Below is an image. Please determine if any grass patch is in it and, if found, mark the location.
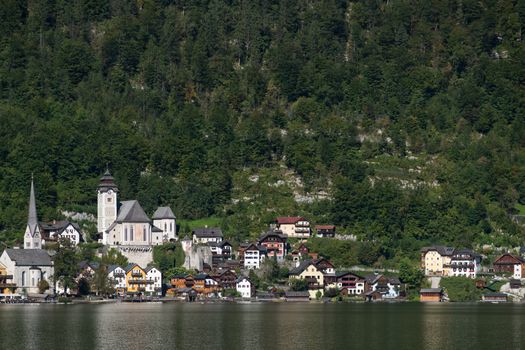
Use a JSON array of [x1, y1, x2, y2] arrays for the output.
[[178, 217, 223, 231], [515, 203, 525, 215]]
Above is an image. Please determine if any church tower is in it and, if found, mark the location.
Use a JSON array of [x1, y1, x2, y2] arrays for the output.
[[24, 177, 41, 249], [97, 169, 118, 244]]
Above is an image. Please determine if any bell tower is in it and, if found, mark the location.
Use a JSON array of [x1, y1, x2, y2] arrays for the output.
[[24, 176, 41, 249], [97, 168, 118, 244]]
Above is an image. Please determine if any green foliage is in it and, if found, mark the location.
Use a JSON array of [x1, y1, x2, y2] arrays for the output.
[[0, 1, 524, 261], [37, 279, 50, 294], [77, 277, 91, 296], [101, 248, 128, 267], [53, 238, 80, 291], [398, 258, 424, 289], [289, 278, 309, 292], [441, 277, 482, 302], [153, 243, 181, 275]]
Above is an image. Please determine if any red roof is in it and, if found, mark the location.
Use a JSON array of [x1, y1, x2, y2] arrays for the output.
[[315, 225, 335, 230], [275, 216, 306, 224]]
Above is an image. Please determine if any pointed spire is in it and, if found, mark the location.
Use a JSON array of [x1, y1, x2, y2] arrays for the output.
[[28, 176, 38, 235]]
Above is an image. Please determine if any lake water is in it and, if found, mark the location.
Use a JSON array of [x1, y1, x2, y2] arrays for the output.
[[0, 302, 524, 349]]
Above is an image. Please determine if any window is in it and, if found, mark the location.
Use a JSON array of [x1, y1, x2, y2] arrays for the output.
[[107, 197, 112, 203], [130, 226, 134, 240], [32, 277, 35, 286], [170, 222, 173, 232], [22, 271, 26, 286], [26, 242, 30, 248], [143, 225, 147, 241], [124, 227, 128, 241]]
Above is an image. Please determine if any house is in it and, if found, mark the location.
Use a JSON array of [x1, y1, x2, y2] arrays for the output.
[[212, 270, 237, 290], [243, 243, 267, 270], [258, 230, 288, 262], [420, 246, 455, 276], [108, 265, 126, 296], [125, 264, 148, 296], [289, 260, 324, 299], [236, 277, 254, 298], [315, 225, 335, 238], [334, 272, 365, 295], [145, 266, 162, 296], [444, 249, 482, 278], [493, 253, 525, 279], [481, 292, 508, 302], [169, 274, 195, 293], [0, 263, 17, 297], [77, 261, 99, 281], [40, 220, 84, 246], [420, 288, 444, 302], [0, 249, 54, 294], [192, 227, 223, 244], [285, 291, 310, 301], [193, 273, 221, 296], [272, 217, 310, 238], [365, 274, 401, 299], [152, 206, 177, 242]]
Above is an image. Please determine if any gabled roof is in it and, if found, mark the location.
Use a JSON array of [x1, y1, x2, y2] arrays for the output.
[[152, 225, 163, 232], [290, 259, 315, 275], [145, 266, 160, 273], [420, 288, 443, 293], [3, 249, 52, 266], [116, 200, 150, 223], [152, 207, 176, 220], [420, 245, 455, 256], [258, 230, 287, 243], [336, 271, 364, 279], [192, 227, 223, 238], [236, 276, 250, 283], [107, 265, 123, 274], [275, 216, 306, 225], [315, 225, 335, 230], [125, 263, 141, 272], [493, 253, 524, 264]]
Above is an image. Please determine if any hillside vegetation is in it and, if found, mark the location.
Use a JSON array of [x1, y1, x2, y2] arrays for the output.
[[1, 0, 525, 262]]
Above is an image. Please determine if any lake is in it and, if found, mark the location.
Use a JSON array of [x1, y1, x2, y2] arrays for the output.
[[0, 302, 524, 349]]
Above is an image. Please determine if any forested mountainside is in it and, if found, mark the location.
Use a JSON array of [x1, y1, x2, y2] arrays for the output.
[[1, 0, 525, 260]]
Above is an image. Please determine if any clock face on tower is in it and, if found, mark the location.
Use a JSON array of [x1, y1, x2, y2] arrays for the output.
[[108, 190, 113, 195]]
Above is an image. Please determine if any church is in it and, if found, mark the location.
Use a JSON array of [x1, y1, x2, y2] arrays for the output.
[[97, 170, 177, 265]]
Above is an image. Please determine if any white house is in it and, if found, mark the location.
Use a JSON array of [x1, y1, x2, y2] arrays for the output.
[[192, 227, 223, 244], [40, 221, 83, 246], [152, 207, 177, 242], [446, 249, 481, 278], [145, 266, 162, 296], [272, 217, 310, 238], [236, 277, 253, 298], [108, 265, 126, 295], [243, 244, 266, 270], [365, 274, 401, 299], [0, 249, 54, 294]]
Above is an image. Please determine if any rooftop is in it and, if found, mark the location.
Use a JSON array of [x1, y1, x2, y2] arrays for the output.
[[116, 200, 150, 223], [3, 249, 52, 266], [192, 227, 223, 238], [152, 206, 176, 220]]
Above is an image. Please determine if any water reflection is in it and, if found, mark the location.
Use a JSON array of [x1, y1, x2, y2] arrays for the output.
[[1, 303, 525, 349]]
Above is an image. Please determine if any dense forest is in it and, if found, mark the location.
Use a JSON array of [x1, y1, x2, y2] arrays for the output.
[[1, 0, 525, 263]]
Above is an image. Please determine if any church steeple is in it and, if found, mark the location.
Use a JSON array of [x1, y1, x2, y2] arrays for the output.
[[24, 176, 41, 249]]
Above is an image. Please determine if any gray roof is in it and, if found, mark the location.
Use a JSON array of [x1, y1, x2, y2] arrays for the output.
[[4, 249, 52, 266], [27, 179, 39, 236], [107, 265, 123, 274], [420, 245, 455, 256], [285, 291, 310, 297], [420, 288, 443, 293], [116, 200, 150, 223], [290, 259, 314, 275], [152, 207, 176, 220], [192, 227, 223, 238], [152, 225, 163, 232]]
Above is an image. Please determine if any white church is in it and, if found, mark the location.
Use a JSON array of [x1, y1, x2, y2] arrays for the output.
[[97, 170, 177, 265]]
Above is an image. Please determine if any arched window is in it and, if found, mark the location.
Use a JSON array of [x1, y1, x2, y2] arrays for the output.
[[124, 227, 128, 241], [143, 225, 147, 241], [170, 222, 173, 232], [22, 271, 26, 286], [130, 226, 134, 241]]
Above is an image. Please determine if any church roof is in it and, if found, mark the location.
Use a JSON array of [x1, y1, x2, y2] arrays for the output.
[[27, 179, 39, 237], [97, 169, 119, 193], [116, 200, 150, 223], [152, 207, 176, 219], [3, 249, 53, 266]]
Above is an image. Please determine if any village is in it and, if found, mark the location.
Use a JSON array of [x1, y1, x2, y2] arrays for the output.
[[1, 171, 525, 304]]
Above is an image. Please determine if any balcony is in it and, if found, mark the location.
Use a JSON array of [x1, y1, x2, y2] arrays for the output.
[[113, 273, 125, 278], [131, 272, 143, 277], [295, 227, 310, 233], [129, 279, 150, 284]]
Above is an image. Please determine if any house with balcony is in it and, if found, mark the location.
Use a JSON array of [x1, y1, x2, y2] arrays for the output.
[[334, 272, 365, 295], [108, 265, 126, 296], [194, 273, 221, 297], [258, 230, 288, 262], [272, 217, 311, 238], [145, 266, 162, 296], [444, 249, 481, 278], [40, 220, 84, 246], [125, 263, 149, 296], [243, 243, 267, 270], [211, 270, 237, 290], [365, 274, 401, 299], [315, 225, 336, 238], [493, 253, 525, 279]]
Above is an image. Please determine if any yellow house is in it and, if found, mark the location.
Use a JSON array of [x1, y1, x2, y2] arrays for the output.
[[0, 262, 17, 296], [289, 260, 324, 299], [420, 246, 454, 276], [125, 264, 148, 295]]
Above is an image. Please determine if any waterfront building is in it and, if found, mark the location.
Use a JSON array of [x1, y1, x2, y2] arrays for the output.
[[334, 272, 365, 295], [145, 266, 162, 296], [420, 288, 444, 302], [0, 249, 53, 294], [236, 277, 254, 298], [108, 265, 126, 296], [24, 178, 42, 249], [125, 263, 148, 295], [272, 217, 310, 238], [365, 274, 401, 299], [492, 253, 525, 279], [289, 260, 324, 299], [444, 249, 481, 278]]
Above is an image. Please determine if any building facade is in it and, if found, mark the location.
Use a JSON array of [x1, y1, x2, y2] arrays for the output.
[[272, 217, 310, 238], [0, 249, 54, 294]]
